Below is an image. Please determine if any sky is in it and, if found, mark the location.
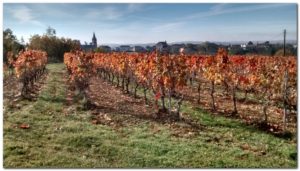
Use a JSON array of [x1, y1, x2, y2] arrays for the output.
[[3, 3, 298, 45]]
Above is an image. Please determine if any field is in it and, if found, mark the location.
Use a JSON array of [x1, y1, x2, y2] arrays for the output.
[[3, 63, 297, 168]]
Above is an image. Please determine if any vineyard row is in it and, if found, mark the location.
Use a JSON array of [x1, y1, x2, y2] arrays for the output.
[[64, 49, 296, 128], [8, 50, 48, 99]]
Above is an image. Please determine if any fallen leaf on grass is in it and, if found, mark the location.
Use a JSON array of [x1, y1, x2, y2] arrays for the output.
[[240, 143, 250, 151], [103, 114, 111, 121], [14, 93, 22, 98], [260, 151, 267, 156], [19, 124, 30, 129], [91, 120, 98, 125]]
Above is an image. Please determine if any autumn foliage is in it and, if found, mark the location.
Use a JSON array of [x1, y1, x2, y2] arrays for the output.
[[64, 49, 296, 124], [13, 50, 48, 99], [64, 51, 95, 107]]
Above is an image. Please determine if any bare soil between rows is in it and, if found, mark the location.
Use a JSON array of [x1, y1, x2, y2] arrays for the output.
[[64, 76, 205, 138]]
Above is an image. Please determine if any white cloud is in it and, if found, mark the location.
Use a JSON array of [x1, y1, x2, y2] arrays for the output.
[[182, 4, 292, 20], [85, 6, 124, 20], [85, 4, 145, 21], [8, 5, 44, 27], [210, 3, 228, 12], [152, 22, 184, 32], [33, 4, 74, 19], [127, 3, 144, 12], [12, 6, 33, 22]]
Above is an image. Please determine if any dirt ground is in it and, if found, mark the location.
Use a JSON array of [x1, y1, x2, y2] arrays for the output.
[[65, 76, 204, 138], [3, 72, 47, 110], [82, 76, 296, 135], [180, 81, 297, 133], [5, 66, 295, 136]]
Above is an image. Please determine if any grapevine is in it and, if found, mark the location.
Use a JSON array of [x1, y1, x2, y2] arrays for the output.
[[14, 50, 48, 99], [64, 50, 297, 124]]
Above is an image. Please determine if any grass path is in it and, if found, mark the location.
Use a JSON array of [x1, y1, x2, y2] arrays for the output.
[[3, 63, 297, 168]]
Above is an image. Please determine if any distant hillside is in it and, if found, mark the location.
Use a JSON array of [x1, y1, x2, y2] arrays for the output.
[[101, 40, 297, 48]]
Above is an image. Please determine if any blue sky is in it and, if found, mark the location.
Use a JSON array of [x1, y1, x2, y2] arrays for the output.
[[3, 3, 297, 44]]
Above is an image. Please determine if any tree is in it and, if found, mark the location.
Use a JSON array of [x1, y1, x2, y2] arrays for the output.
[[46, 26, 56, 37], [196, 44, 207, 55], [274, 47, 296, 56], [20, 37, 25, 45], [28, 34, 80, 62], [264, 41, 270, 45], [202, 42, 219, 55], [3, 28, 25, 63], [229, 46, 245, 55], [95, 47, 105, 53]]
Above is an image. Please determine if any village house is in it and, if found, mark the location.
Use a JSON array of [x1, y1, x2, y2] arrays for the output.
[[132, 46, 146, 52], [170, 44, 185, 54], [119, 45, 131, 52], [98, 45, 111, 53], [156, 41, 169, 53]]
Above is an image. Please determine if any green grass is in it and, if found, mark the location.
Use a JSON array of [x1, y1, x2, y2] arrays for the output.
[[3, 63, 297, 168]]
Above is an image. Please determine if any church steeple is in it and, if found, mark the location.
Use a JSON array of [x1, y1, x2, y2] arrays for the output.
[[92, 32, 97, 47]]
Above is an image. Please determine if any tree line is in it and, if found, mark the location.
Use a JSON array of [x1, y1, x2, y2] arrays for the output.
[[3, 27, 80, 63]]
